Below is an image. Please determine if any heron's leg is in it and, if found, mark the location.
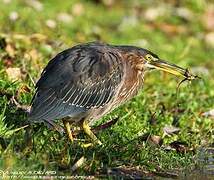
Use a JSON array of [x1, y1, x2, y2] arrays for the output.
[[82, 120, 102, 145], [63, 119, 73, 143]]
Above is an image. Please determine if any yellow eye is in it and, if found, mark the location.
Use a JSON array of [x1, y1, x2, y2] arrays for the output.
[[145, 54, 153, 61]]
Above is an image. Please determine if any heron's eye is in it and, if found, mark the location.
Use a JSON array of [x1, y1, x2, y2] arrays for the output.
[[145, 54, 154, 61]]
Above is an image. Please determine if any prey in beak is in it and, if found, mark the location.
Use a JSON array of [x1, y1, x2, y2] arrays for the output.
[[144, 54, 198, 82]]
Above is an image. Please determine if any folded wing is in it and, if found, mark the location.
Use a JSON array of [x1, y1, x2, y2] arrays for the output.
[[29, 43, 124, 122]]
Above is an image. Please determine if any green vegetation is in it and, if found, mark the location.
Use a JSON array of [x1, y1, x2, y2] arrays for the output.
[[0, 0, 213, 178]]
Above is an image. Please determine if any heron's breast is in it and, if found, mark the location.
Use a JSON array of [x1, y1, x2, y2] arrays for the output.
[[114, 64, 144, 105]]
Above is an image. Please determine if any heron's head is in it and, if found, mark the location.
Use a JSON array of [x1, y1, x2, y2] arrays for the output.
[[138, 50, 197, 80]]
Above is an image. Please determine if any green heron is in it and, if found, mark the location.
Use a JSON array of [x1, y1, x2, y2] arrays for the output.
[[29, 42, 196, 145]]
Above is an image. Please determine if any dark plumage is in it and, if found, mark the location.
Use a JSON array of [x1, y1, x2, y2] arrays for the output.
[[29, 42, 196, 144], [30, 42, 147, 124]]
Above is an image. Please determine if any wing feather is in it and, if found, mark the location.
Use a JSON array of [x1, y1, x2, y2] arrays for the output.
[[29, 43, 123, 122]]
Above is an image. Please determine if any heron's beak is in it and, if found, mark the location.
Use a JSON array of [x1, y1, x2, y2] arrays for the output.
[[147, 58, 197, 80]]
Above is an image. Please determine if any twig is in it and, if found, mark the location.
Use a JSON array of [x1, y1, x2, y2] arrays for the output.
[[11, 124, 29, 132], [92, 117, 119, 133], [11, 96, 30, 113], [71, 156, 86, 172]]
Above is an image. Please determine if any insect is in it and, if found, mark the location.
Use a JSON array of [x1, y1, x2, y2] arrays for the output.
[[177, 68, 200, 89]]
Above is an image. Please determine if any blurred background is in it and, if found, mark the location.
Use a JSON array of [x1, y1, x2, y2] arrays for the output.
[[0, 0, 213, 178], [0, 0, 214, 78]]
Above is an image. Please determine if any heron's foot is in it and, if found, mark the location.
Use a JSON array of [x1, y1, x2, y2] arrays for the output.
[[82, 120, 102, 146], [63, 119, 102, 146], [73, 138, 99, 148], [80, 142, 93, 148], [63, 120, 74, 143]]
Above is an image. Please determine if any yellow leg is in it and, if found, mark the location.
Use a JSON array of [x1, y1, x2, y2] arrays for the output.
[[63, 120, 73, 143], [82, 120, 102, 145]]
